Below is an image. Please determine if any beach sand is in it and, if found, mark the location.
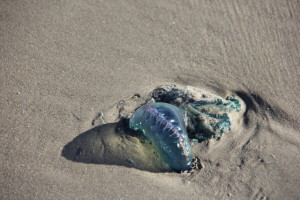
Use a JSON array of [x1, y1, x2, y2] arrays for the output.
[[1, 0, 299, 199]]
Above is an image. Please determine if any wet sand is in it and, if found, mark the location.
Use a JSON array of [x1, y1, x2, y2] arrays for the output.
[[1, 1, 300, 199]]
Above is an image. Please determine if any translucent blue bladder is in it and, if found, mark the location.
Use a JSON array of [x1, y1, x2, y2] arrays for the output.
[[129, 103, 193, 171]]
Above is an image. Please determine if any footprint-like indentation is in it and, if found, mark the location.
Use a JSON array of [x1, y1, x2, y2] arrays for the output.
[[235, 91, 290, 125]]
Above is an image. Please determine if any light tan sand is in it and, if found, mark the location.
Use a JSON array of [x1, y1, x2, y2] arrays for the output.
[[1, 0, 300, 199]]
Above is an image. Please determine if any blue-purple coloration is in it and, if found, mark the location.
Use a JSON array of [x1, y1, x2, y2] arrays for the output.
[[129, 103, 192, 171]]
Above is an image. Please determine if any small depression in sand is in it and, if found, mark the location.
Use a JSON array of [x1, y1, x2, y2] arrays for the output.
[[62, 84, 246, 172]]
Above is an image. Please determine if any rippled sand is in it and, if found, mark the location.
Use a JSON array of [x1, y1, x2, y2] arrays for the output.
[[1, 1, 299, 199]]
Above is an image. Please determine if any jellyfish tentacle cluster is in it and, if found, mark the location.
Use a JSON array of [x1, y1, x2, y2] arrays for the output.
[[185, 96, 241, 141], [149, 85, 242, 141]]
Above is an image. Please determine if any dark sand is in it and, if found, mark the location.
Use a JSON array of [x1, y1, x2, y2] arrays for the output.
[[1, 1, 300, 199]]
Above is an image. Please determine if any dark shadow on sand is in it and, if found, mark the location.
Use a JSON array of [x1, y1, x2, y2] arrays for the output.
[[235, 91, 290, 126], [61, 122, 172, 172]]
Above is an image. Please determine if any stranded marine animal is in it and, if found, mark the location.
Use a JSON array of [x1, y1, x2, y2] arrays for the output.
[[129, 103, 192, 171]]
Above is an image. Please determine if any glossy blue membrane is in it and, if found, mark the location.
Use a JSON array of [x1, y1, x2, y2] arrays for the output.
[[129, 103, 192, 171]]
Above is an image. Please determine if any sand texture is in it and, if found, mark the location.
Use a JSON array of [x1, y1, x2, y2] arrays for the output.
[[1, 0, 300, 199]]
